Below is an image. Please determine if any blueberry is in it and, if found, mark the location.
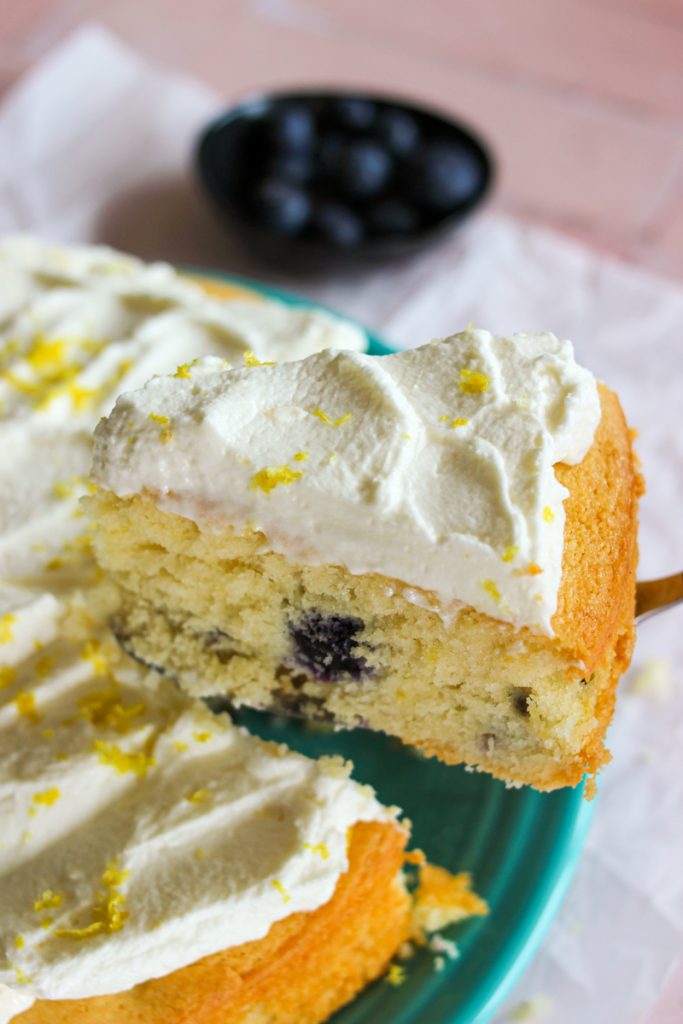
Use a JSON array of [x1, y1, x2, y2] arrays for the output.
[[375, 108, 420, 156], [402, 140, 484, 210], [264, 104, 316, 151], [367, 198, 420, 235], [317, 132, 346, 181], [252, 178, 311, 235], [312, 199, 364, 247], [266, 150, 315, 185], [288, 611, 371, 682], [336, 139, 393, 199], [331, 96, 376, 131]]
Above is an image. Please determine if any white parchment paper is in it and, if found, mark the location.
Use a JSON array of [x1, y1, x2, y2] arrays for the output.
[[1, 24, 681, 1024]]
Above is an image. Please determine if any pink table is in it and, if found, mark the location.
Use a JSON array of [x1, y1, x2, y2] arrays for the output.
[[2, 0, 683, 285]]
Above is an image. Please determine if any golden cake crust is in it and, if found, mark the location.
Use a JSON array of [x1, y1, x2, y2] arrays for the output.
[[553, 383, 642, 672], [421, 384, 641, 789], [15, 821, 410, 1024]]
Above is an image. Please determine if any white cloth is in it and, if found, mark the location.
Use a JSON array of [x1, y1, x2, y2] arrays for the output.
[[1, 23, 682, 1024]]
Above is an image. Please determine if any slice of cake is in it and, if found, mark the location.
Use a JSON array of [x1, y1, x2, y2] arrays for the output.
[[0, 589, 420, 1024], [90, 329, 642, 791]]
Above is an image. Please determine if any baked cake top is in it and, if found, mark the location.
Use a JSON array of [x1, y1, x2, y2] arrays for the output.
[[93, 330, 600, 634]]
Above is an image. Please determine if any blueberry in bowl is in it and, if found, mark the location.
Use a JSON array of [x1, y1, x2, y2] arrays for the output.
[[196, 90, 494, 270]]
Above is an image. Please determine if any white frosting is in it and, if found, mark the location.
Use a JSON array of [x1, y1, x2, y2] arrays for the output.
[[93, 331, 601, 633], [0, 238, 384, 1019], [0, 590, 389, 1007], [0, 236, 365, 582]]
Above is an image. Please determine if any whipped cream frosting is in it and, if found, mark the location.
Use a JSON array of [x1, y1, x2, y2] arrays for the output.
[[0, 588, 390, 1017], [93, 330, 601, 633], [0, 236, 365, 583]]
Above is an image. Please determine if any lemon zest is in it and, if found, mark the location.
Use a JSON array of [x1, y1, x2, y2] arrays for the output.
[[93, 740, 155, 777], [15, 691, 40, 722], [272, 880, 291, 904], [481, 580, 501, 603], [459, 367, 490, 394], [251, 465, 302, 494], [0, 613, 16, 643], [34, 890, 64, 912], [244, 350, 275, 367]]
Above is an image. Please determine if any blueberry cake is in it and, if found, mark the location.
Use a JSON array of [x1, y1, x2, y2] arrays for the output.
[[90, 329, 642, 791]]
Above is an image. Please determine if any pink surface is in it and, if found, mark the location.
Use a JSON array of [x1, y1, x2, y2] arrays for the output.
[[1, 3, 682, 1019], [1, 0, 683, 283]]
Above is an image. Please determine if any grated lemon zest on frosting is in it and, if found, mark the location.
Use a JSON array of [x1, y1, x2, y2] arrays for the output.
[[80, 639, 108, 675], [481, 580, 501, 603], [93, 740, 155, 777], [55, 859, 130, 940], [13, 964, 33, 985], [149, 412, 169, 425], [459, 367, 490, 394], [0, 665, 16, 689], [272, 880, 291, 903], [251, 464, 303, 494], [193, 730, 213, 744], [311, 407, 352, 427], [543, 506, 555, 523], [303, 842, 330, 860], [15, 691, 40, 722], [32, 788, 61, 808], [173, 358, 201, 379], [79, 688, 146, 734], [0, 613, 16, 643], [34, 890, 64, 912], [66, 381, 102, 411], [293, 451, 308, 462], [35, 655, 54, 678], [186, 789, 212, 804], [244, 350, 275, 367], [501, 545, 519, 563]]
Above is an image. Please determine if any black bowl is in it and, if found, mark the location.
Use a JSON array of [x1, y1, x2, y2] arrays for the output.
[[195, 89, 495, 272]]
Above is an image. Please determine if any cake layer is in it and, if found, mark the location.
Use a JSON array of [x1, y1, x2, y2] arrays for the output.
[[90, 378, 640, 791], [91, 331, 601, 634]]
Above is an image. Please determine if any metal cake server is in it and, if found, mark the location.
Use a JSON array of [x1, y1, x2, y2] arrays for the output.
[[636, 573, 683, 623]]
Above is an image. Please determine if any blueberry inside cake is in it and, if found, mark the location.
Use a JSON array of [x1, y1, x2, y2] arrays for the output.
[[90, 329, 642, 791]]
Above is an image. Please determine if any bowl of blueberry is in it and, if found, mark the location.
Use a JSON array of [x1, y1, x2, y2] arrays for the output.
[[196, 90, 494, 269]]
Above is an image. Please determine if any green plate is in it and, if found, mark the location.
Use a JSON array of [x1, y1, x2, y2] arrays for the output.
[[191, 269, 594, 1024]]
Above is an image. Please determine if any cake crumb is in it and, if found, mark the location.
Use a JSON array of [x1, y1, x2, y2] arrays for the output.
[[428, 933, 460, 960], [385, 963, 406, 986], [411, 864, 488, 939]]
